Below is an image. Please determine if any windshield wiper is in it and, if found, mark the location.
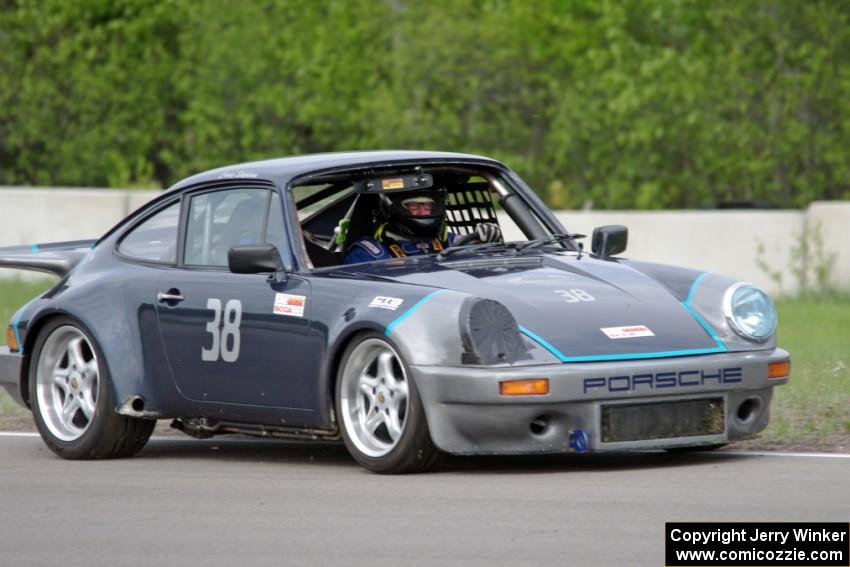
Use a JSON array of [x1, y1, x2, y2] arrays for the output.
[[514, 233, 585, 254], [437, 241, 522, 260], [437, 233, 586, 261]]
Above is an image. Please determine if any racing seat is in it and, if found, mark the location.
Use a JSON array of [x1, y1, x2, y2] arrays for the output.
[[212, 198, 265, 266], [303, 238, 341, 268], [335, 194, 381, 256]]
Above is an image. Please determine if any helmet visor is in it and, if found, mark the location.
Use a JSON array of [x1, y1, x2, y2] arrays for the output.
[[401, 196, 436, 216]]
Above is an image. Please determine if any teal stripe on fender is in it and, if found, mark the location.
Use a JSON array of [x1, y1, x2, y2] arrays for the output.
[[682, 272, 728, 351], [11, 296, 40, 355], [385, 289, 447, 336], [681, 303, 727, 351], [518, 325, 569, 362], [12, 308, 26, 355], [685, 271, 711, 304]]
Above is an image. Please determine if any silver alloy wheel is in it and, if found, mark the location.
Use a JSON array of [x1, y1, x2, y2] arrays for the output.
[[339, 338, 409, 458], [35, 325, 99, 442]]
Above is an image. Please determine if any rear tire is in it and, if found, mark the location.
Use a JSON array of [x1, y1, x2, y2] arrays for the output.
[[335, 333, 442, 474], [29, 316, 155, 459]]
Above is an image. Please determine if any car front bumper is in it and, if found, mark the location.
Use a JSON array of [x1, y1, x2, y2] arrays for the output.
[[0, 346, 26, 408], [410, 349, 790, 455]]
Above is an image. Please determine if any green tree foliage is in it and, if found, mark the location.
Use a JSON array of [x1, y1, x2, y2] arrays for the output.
[[1, 0, 848, 208], [0, 0, 185, 187]]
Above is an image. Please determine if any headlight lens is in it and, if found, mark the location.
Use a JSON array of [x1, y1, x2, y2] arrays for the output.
[[723, 283, 777, 340]]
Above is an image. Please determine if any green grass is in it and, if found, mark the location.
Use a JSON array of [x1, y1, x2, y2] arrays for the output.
[[0, 278, 56, 419], [0, 278, 847, 448], [756, 294, 850, 447], [0, 277, 56, 331]]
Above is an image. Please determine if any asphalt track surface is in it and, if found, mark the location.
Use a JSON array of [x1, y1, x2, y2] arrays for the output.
[[1, 433, 848, 567]]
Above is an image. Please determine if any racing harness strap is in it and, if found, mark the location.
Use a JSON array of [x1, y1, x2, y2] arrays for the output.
[[374, 223, 444, 258], [386, 239, 443, 258]]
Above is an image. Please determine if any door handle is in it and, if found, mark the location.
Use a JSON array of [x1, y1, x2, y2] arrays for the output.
[[157, 290, 184, 303]]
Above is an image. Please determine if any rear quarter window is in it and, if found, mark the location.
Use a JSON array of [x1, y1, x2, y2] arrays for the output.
[[118, 201, 180, 263]]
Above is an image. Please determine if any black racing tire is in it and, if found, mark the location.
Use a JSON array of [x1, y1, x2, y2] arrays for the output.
[[335, 332, 442, 474], [29, 316, 155, 460], [665, 443, 728, 453]]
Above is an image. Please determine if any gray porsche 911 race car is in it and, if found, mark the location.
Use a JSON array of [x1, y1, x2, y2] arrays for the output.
[[0, 151, 789, 473]]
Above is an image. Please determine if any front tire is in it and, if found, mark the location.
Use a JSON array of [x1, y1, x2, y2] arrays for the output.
[[336, 333, 442, 473], [29, 317, 155, 459]]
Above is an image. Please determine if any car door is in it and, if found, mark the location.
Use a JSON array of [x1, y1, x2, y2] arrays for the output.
[[154, 185, 322, 410]]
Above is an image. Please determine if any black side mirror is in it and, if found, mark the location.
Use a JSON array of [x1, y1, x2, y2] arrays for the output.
[[228, 244, 284, 274], [591, 225, 628, 259]]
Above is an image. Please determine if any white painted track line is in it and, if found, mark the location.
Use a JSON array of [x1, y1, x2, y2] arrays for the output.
[[726, 450, 850, 459], [0, 431, 198, 442], [1, 430, 849, 458]]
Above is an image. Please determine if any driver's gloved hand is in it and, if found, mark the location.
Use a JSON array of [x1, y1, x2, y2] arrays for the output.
[[475, 222, 501, 243], [453, 222, 502, 246]]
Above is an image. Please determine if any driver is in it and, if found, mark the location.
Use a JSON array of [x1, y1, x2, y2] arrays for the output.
[[343, 186, 501, 264]]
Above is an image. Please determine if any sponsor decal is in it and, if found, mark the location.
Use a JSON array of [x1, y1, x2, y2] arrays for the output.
[[583, 367, 743, 394], [381, 178, 405, 190], [363, 240, 382, 256], [601, 325, 654, 339], [273, 293, 306, 317], [369, 296, 404, 311]]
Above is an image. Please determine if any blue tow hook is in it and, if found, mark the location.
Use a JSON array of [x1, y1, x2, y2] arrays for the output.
[[569, 429, 589, 453]]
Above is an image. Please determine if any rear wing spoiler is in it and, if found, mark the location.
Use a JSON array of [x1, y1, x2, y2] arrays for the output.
[[0, 240, 97, 277]]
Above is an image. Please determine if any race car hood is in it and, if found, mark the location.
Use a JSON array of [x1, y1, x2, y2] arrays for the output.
[[339, 253, 725, 361]]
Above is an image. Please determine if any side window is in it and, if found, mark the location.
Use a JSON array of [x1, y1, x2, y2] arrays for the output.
[[184, 188, 269, 267], [118, 201, 180, 263]]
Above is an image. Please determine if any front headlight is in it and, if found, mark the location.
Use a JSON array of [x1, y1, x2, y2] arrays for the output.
[[723, 283, 777, 341]]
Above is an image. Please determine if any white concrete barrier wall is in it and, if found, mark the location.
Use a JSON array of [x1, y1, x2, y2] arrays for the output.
[[556, 211, 805, 295], [806, 202, 850, 294], [1, 187, 848, 296], [0, 187, 160, 245], [0, 188, 160, 281]]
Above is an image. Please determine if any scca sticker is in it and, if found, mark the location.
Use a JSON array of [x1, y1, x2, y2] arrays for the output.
[[274, 293, 306, 317], [601, 325, 654, 339], [369, 296, 404, 311]]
